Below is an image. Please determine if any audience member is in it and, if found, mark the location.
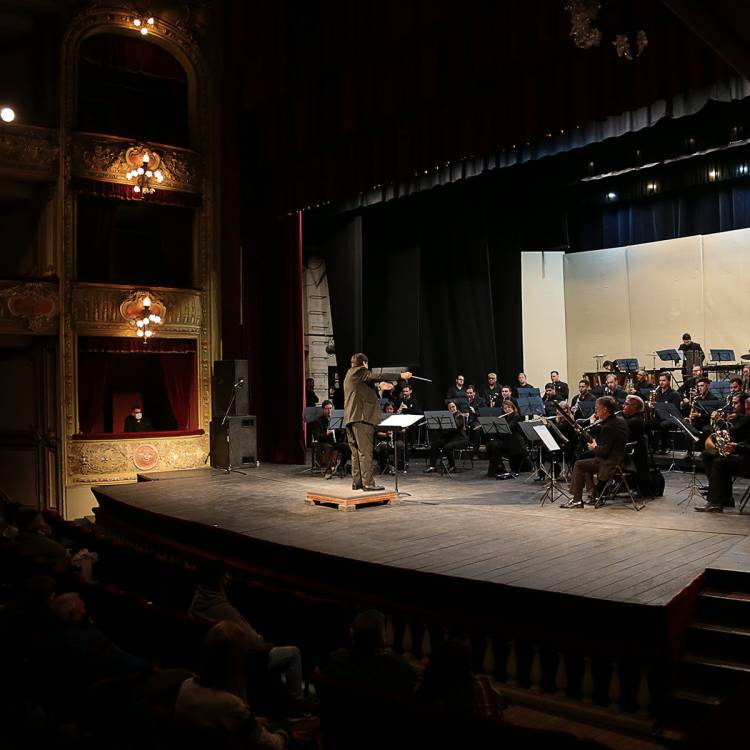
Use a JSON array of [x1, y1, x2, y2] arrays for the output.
[[417, 638, 507, 719], [14, 507, 69, 565], [322, 609, 418, 701], [175, 620, 291, 749], [189, 559, 308, 715]]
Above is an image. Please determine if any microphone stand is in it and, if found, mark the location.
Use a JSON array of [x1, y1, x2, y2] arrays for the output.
[[216, 382, 247, 475]]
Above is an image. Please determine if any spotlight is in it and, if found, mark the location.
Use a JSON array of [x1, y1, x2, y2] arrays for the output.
[[0, 107, 15, 123], [646, 182, 657, 192], [738, 165, 749, 176], [606, 191, 617, 201], [708, 169, 719, 181]]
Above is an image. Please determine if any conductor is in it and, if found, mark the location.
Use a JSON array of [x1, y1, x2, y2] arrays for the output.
[[344, 353, 411, 491]]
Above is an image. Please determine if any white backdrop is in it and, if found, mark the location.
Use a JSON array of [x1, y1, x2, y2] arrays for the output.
[[521, 228, 750, 387]]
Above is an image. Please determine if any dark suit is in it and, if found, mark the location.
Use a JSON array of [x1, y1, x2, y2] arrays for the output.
[[428, 413, 468, 468], [570, 413, 628, 500], [552, 381, 569, 400], [344, 365, 404, 488], [706, 441, 750, 506], [625, 413, 650, 493], [479, 386, 501, 408]]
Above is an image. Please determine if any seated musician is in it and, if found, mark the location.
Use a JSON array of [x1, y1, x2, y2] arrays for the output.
[[424, 401, 468, 474], [602, 360, 617, 373], [550, 371, 569, 401], [593, 374, 626, 404], [570, 380, 595, 412], [487, 400, 526, 479], [542, 383, 559, 416], [561, 396, 627, 508], [725, 377, 744, 402], [700, 393, 749, 481], [633, 369, 650, 392], [446, 374, 466, 400], [312, 400, 351, 479], [680, 365, 705, 403], [395, 384, 422, 415], [622, 394, 650, 496], [513, 372, 534, 396], [464, 385, 485, 456], [685, 377, 719, 433], [743, 366, 750, 393], [374, 402, 404, 473], [479, 373, 501, 408], [648, 372, 683, 454], [500, 385, 518, 408], [695, 396, 750, 512]]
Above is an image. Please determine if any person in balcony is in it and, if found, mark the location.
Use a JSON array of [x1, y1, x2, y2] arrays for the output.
[[124, 405, 152, 432]]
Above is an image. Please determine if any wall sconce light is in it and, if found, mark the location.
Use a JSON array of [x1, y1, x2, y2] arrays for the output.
[[120, 291, 166, 343]]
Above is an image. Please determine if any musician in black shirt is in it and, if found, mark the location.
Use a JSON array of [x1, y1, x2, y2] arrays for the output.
[[487, 400, 527, 478], [464, 385, 485, 456], [679, 333, 704, 377], [571, 380, 596, 413], [500, 385, 519, 408], [542, 384, 559, 417], [312, 400, 351, 478], [479, 373, 501, 408], [593, 374, 626, 404], [649, 372, 682, 453], [446, 374, 466, 400], [424, 401, 468, 473], [623, 394, 650, 495], [550, 371, 569, 401]]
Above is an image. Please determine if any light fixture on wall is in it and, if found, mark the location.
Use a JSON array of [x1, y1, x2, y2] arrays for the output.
[[120, 291, 166, 344], [0, 106, 15, 123], [132, 15, 155, 35], [125, 145, 164, 198]]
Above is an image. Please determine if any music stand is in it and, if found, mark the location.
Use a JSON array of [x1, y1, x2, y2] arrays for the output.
[[379, 413, 423, 496], [710, 349, 735, 362], [424, 410, 458, 478], [614, 358, 639, 373], [666, 413, 702, 506], [656, 349, 681, 365], [653, 402, 691, 472], [532, 424, 571, 506]]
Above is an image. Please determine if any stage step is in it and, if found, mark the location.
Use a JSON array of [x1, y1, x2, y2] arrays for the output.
[[697, 588, 750, 622]]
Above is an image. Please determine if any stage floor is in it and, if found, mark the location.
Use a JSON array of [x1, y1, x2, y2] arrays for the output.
[[96, 462, 750, 608]]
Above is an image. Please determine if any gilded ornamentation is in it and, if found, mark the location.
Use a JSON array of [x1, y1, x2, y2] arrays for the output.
[[68, 433, 210, 484], [72, 284, 200, 333], [0, 125, 58, 178], [0, 282, 59, 333], [73, 133, 201, 193]]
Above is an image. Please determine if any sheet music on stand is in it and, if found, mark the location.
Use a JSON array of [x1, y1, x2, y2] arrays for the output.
[[478, 416, 511, 437], [370, 366, 409, 377], [533, 424, 560, 452], [423, 410, 455, 431], [329, 410, 346, 431], [378, 413, 424, 496]]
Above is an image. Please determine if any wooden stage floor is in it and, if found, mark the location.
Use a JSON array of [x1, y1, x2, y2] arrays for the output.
[[95, 463, 750, 608]]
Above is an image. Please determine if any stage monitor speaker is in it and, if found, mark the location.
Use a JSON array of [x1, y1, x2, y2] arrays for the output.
[[210, 416, 257, 469], [213, 359, 249, 416]]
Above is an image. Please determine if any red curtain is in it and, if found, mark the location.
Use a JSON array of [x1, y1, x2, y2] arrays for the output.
[[78, 352, 112, 433], [79, 337, 197, 354], [160, 353, 198, 430], [73, 179, 201, 209], [80, 33, 186, 81]]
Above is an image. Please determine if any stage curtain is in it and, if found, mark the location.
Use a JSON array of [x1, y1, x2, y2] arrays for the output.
[[244, 213, 305, 464], [160, 353, 198, 430], [79, 337, 197, 354], [73, 179, 201, 209], [78, 352, 112, 433], [80, 33, 186, 81]]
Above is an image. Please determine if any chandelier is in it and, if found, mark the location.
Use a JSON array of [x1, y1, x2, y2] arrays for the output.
[[125, 146, 164, 198], [565, 0, 648, 60], [120, 291, 166, 343]]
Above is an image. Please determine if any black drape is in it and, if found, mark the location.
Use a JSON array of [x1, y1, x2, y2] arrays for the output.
[[570, 184, 750, 251]]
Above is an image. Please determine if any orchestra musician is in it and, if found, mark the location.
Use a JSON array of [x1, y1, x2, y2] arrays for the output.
[[593, 373, 626, 404], [622, 394, 650, 496], [344, 353, 411, 491], [633, 370, 650, 392], [699, 393, 749, 480], [550, 371, 569, 400], [479, 373, 501, 408], [561, 396, 628, 508], [729, 377, 744, 398], [395, 384, 422, 416], [542, 383, 559, 417], [678, 332, 704, 377], [648, 372, 682, 454], [424, 401, 468, 474], [679, 365, 705, 402], [685, 377, 719, 434], [312, 400, 352, 479], [743, 366, 750, 393], [498, 385, 516, 407], [602, 360, 617, 373], [570, 380, 596, 412], [487, 400, 526, 479], [695, 395, 750, 512], [374, 402, 404, 473], [464, 385, 485, 455], [514, 372, 534, 396], [446, 374, 466, 400]]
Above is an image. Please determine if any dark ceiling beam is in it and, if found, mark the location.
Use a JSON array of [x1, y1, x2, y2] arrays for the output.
[[661, 0, 750, 81]]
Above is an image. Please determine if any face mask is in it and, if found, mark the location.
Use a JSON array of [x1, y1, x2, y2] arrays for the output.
[[134, 413, 142, 421]]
